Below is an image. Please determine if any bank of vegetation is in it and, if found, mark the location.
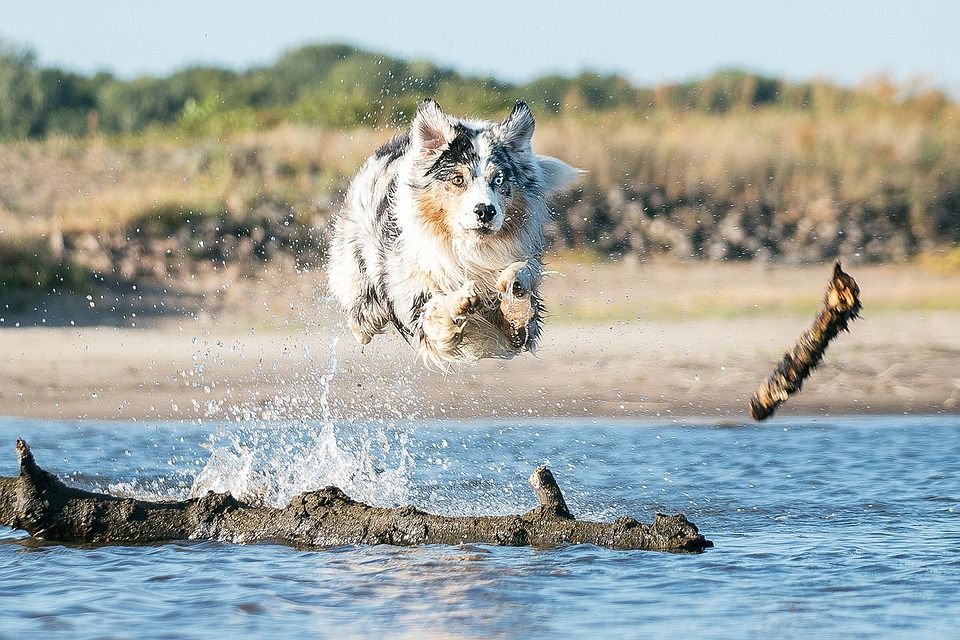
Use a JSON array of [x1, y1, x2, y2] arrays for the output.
[[1, 41, 958, 295]]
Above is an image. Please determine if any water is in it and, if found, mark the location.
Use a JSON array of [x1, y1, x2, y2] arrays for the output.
[[1, 415, 958, 638]]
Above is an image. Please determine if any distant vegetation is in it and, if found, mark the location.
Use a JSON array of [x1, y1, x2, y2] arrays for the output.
[[1, 39, 959, 296], [1, 40, 952, 138]]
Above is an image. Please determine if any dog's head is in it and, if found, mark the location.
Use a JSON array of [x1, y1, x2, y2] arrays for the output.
[[409, 99, 580, 240]]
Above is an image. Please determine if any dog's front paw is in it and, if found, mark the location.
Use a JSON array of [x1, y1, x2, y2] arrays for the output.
[[497, 262, 537, 330], [421, 284, 479, 353], [421, 297, 462, 349], [451, 280, 482, 322]]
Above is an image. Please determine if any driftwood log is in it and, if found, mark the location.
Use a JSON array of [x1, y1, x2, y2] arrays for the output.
[[0, 439, 711, 552], [750, 261, 862, 420]]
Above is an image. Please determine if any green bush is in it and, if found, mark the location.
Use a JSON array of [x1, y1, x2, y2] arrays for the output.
[[6, 38, 951, 140], [0, 237, 92, 293]]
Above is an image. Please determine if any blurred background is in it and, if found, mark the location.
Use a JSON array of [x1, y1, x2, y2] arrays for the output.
[[1, 1, 958, 419]]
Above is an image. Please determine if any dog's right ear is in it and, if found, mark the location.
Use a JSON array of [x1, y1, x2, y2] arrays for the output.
[[412, 99, 454, 155], [499, 101, 536, 150]]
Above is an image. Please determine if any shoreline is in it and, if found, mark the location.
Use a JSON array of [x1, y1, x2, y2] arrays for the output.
[[4, 262, 959, 423], [4, 310, 958, 422]]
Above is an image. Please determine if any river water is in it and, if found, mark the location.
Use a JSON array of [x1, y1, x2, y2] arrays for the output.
[[1, 415, 958, 639]]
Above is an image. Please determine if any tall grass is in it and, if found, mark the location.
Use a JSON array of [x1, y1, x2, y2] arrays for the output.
[[0, 77, 958, 281], [534, 99, 960, 260]]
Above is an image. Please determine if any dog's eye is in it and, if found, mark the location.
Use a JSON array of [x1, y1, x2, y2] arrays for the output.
[[492, 173, 505, 187], [450, 175, 465, 187]]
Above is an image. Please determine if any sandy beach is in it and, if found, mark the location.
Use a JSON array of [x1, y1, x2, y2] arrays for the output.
[[3, 263, 958, 422]]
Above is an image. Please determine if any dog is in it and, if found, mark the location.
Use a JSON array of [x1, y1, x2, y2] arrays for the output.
[[327, 99, 580, 365]]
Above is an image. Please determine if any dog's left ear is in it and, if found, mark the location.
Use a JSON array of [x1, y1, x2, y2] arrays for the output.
[[499, 101, 535, 150], [538, 155, 584, 194]]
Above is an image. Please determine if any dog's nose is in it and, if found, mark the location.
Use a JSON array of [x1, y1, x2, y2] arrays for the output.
[[474, 203, 496, 224]]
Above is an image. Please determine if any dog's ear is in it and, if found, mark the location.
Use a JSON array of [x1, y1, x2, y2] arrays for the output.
[[499, 101, 535, 150], [412, 99, 454, 154], [537, 155, 584, 194]]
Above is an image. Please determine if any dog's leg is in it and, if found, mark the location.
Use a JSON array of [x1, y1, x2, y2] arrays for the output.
[[497, 261, 542, 351], [327, 226, 391, 345], [417, 281, 481, 360], [349, 298, 390, 345]]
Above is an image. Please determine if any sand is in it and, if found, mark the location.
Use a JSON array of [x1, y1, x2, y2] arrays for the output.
[[3, 311, 959, 422], [3, 262, 959, 422]]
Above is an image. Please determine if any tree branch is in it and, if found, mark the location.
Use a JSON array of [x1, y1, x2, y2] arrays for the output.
[[0, 439, 711, 552]]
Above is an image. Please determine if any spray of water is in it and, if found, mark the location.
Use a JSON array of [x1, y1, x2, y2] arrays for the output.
[[189, 293, 419, 508], [180, 283, 561, 517]]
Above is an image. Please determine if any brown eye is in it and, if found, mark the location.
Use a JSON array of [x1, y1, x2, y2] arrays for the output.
[[451, 175, 465, 187]]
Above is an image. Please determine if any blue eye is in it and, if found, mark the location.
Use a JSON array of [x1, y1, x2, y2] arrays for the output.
[[493, 173, 504, 187]]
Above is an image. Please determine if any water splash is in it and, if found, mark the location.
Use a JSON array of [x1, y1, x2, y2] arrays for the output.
[[190, 333, 416, 508]]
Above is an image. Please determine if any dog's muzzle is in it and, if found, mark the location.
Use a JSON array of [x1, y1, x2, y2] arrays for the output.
[[474, 203, 497, 225]]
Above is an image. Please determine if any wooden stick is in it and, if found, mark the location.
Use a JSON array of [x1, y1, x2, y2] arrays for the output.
[[749, 261, 862, 420]]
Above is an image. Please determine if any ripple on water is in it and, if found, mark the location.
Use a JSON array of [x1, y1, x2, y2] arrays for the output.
[[1, 415, 960, 638]]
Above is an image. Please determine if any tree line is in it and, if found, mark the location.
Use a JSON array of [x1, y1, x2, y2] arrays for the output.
[[1, 40, 951, 139]]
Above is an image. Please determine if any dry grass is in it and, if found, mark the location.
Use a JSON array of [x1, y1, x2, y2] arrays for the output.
[[0, 125, 394, 236], [535, 106, 960, 212], [543, 258, 960, 322], [1, 102, 958, 270]]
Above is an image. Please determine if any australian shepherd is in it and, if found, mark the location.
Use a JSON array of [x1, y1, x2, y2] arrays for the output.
[[327, 99, 580, 365]]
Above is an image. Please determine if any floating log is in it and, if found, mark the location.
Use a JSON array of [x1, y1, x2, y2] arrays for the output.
[[0, 439, 711, 552], [750, 261, 862, 420]]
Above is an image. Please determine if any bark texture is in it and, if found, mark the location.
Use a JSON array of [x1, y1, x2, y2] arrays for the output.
[[750, 261, 862, 420], [0, 439, 711, 552]]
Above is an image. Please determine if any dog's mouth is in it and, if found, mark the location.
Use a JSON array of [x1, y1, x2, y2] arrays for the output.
[[463, 224, 498, 238]]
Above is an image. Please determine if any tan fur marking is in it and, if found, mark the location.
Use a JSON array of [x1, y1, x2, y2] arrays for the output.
[[416, 185, 453, 242]]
